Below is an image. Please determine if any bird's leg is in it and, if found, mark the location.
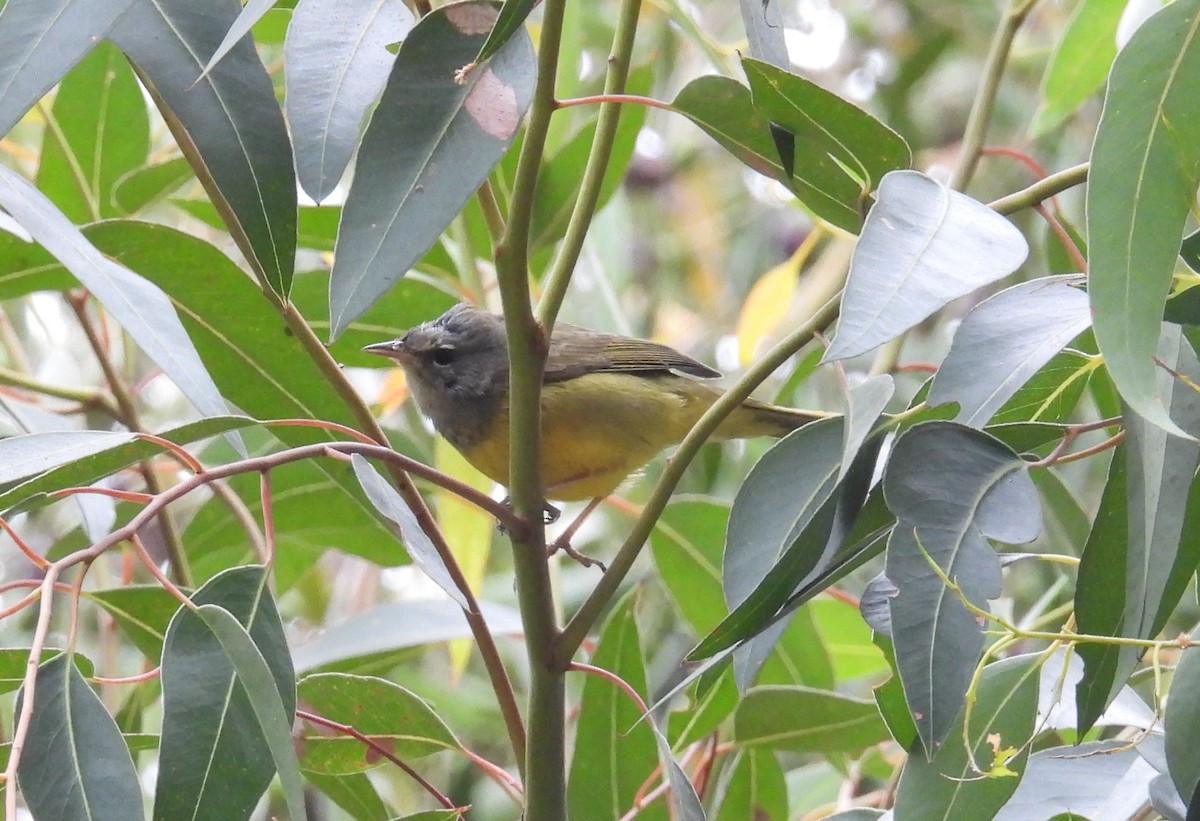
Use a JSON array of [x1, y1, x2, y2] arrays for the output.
[[547, 496, 607, 572], [496, 496, 560, 535]]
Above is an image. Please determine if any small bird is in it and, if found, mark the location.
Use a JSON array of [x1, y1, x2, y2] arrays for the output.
[[364, 304, 829, 503]]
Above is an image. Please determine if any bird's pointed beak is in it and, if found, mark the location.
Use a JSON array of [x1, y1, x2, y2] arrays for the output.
[[362, 339, 411, 363]]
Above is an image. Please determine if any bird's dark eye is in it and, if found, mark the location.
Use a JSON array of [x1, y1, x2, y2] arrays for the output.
[[431, 346, 455, 366]]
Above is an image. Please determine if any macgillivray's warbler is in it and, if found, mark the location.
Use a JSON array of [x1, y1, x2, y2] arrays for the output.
[[364, 304, 831, 503]]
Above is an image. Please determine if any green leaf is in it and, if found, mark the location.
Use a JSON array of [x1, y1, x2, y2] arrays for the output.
[[292, 599, 522, 673], [872, 633, 918, 749], [988, 349, 1094, 427], [0, 416, 255, 515], [351, 454, 469, 607], [713, 750, 788, 821], [112, 158, 195, 215], [825, 170, 1029, 362], [285, 0, 415, 201], [0, 166, 235, 429], [1086, 0, 1200, 436], [472, 0, 535, 66], [0, 648, 93, 695], [154, 566, 295, 821], [0, 230, 73, 298], [928, 276, 1091, 427], [1077, 325, 1200, 732], [649, 497, 729, 636], [16, 654, 142, 821], [111, 0, 297, 297], [0, 0, 133, 136], [37, 41, 148, 221], [892, 653, 1040, 819], [1030, 0, 1122, 137], [568, 594, 668, 821], [329, 0, 536, 338], [742, 57, 911, 214], [1165, 628, 1200, 808], [297, 673, 460, 773], [193, 603, 305, 821], [302, 771, 392, 821], [87, 586, 184, 661], [883, 421, 1039, 756], [733, 685, 889, 753]]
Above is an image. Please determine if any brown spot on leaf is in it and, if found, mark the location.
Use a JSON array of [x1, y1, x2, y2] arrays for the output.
[[464, 67, 520, 139], [445, 3, 496, 34]]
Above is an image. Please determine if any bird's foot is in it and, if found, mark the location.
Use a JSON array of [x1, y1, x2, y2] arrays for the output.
[[496, 497, 560, 536], [547, 536, 607, 572]]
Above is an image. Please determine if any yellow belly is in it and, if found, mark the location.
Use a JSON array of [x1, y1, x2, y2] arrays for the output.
[[459, 372, 721, 501]]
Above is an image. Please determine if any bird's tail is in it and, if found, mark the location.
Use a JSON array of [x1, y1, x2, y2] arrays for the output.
[[715, 399, 834, 439]]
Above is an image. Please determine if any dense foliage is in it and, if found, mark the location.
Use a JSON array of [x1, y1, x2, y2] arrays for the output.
[[1, 0, 1199, 819]]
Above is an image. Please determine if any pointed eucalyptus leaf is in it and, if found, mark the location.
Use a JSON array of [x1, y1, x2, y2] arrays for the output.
[[993, 741, 1158, 821], [1087, 0, 1200, 437], [738, 0, 789, 70], [471, 0, 534, 66], [825, 170, 1029, 362], [567, 594, 667, 821], [193, 603, 305, 821], [0, 165, 235, 434], [199, 0, 279, 79], [649, 498, 729, 636], [87, 585, 184, 661], [892, 653, 1040, 819], [350, 454, 469, 608], [300, 771, 391, 821], [154, 566, 294, 821], [297, 673, 459, 774], [928, 276, 1091, 427], [111, 0, 297, 297], [0, 649, 93, 695], [0, 0, 133, 138], [0, 416, 255, 515], [112, 157, 195, 215], [733, 685, 889, 753], [713, 750, 788, 821], [1077, 325, 1200, 731], [285, 0, 415, 201], [292, 599, 522, 673], [840, 374, 893, 482], [1030, 0, 1122, 137], [16, 654, 142, 821], [883, 421, 1038, 755], [36, 41, 148, 222], [329, 1, 535, 339], [742, 57, 911, 197]]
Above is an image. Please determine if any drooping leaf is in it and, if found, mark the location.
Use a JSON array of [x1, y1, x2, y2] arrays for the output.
[[567, 593, 668, 821], [892, 653, 1040, 819], [733, 685, 889, 753], [1030, 0, 1123, 137], [297, 673, 460, 774], [1167, 639, 1200, 819], [883, 421, 1040, 756], [993, 741, 1159, 821], [329, 1, 535, 338], [0, 166, 234, 432], [350, 454, 469, 608], [111, 0, 297, 297], [284, 0, 415, 201], [1086, 0, 1200, 436], [0, 416, 255, 515], [301, 772, 391, 821], [0, 0, 133, 137], [193, 603, 305, 821], [713, 750, 788, 821], [737, 0, 789, 70], [292, 599, 522, 673], [154, 566, 294, 821], [824, 170, 1029, 362], [16, 654, 142, 821], [928, 276, 1091, 427], [199, 0, 280, 79], [1076, 325, 1200, 732], [36, 41, 148, 222]]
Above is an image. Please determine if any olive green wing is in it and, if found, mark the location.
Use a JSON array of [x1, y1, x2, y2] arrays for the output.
[[544, 323, 721, 382]]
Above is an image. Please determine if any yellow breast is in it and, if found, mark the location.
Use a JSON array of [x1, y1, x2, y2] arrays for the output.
[[459, 372, 722, 501]]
